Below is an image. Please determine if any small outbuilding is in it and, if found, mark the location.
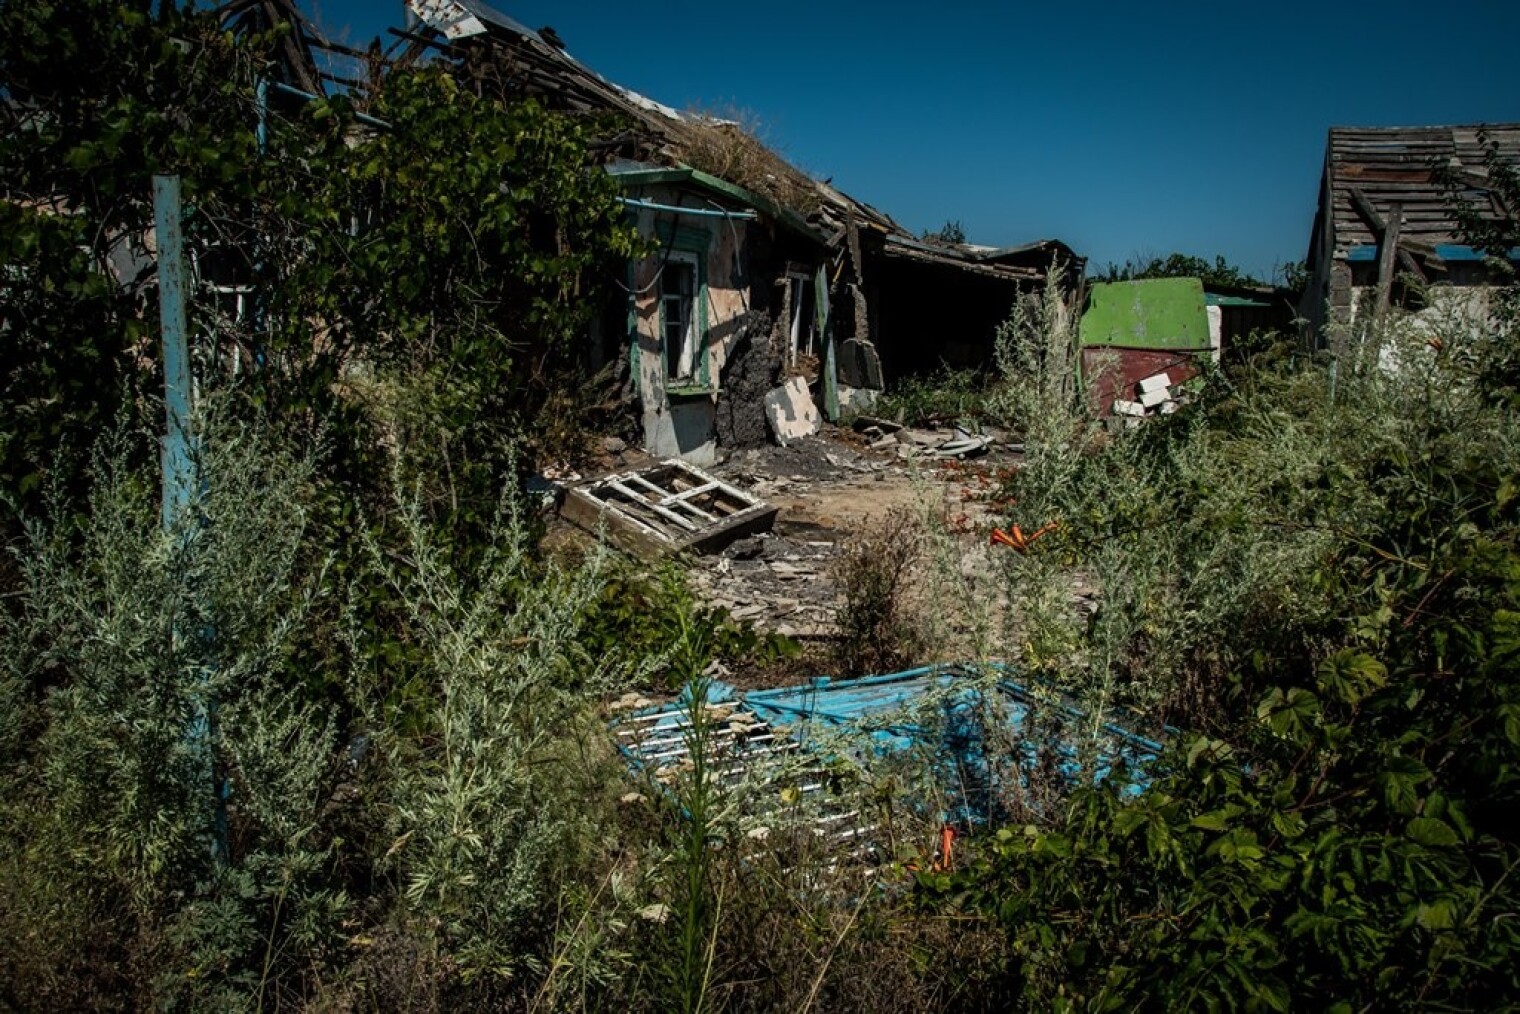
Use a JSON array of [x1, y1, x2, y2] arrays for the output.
[[1298, 124, 1520, 352]]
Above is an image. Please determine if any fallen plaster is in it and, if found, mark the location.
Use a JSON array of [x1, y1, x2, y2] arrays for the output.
[[763, 376, 821, 445]]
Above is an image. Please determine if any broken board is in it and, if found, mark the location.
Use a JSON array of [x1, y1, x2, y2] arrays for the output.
[[561, 459, 779, 559]]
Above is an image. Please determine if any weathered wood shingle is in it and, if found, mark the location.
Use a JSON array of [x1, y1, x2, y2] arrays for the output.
[[1326, 124, 1520, 253]]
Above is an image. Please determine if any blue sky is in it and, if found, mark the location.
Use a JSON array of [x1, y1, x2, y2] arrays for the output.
[[307, 1, 1519, 282]]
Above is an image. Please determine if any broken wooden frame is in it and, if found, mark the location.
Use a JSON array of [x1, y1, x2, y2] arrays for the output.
[[560, 460, 778, 558]]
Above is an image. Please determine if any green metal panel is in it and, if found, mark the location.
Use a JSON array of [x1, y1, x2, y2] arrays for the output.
[[654, 219, 713, 254], [1080, 278, 1211, 349]]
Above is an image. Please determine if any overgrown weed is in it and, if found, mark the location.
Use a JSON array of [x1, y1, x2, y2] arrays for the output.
[[832, 507, 927, 676]]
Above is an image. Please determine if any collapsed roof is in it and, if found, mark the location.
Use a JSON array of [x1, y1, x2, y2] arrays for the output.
[[1310, 123, 1520, 269], [398, 0, 1078, 280]]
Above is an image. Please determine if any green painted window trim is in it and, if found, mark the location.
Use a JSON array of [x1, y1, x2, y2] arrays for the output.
[[666, 383, 719, 399], [607, 164, 830, 245]]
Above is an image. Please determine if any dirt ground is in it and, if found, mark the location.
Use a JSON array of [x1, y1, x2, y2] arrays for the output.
[[554, 422, 1026, 685]]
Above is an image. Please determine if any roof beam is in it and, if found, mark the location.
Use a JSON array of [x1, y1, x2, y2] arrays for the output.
[[1349, 186, 1386, 234], [1376, 203, 1403, 315]]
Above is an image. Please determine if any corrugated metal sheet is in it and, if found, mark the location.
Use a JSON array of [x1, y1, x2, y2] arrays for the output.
[[612, 664, 1162, 838]]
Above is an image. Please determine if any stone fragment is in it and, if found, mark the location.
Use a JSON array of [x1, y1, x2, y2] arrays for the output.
[[763, 376, 821, 445]]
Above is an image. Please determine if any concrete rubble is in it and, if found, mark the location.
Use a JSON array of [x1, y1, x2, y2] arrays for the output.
[[763, 376, 822, 445], [1112, 369, 1187, 425]]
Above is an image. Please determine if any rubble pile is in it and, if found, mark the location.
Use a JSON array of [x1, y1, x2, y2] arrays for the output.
[[1110, 369, 1187, 423]]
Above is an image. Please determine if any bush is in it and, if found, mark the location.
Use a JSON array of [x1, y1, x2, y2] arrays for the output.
[[920, 286, 1520, 1007], [0, 412, 339, 1008], [832, 507, 928, 677]]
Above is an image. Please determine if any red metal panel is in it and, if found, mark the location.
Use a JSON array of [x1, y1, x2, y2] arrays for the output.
[[1082, 345, 1204, 416]]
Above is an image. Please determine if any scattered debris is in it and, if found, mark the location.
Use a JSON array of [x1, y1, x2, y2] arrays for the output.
[[890, 426, 992, 460], [990, 523, 1058, 553], [850, 415, 903, 435], [611, 679, 879, 865], [1111, 368, 1188, 422]]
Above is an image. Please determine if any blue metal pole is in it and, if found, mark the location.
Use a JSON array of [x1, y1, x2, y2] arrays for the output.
[[154, 174, 195, 531], [153, 174, 226, 866]]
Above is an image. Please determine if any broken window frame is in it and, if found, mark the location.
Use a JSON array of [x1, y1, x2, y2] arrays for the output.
[[561, 459, 778, 558], [191, 245, 257, 378], [660, 250, 705, 384]]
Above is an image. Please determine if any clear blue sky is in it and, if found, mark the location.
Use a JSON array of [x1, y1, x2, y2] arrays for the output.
[[307, 1, 1519, 282]]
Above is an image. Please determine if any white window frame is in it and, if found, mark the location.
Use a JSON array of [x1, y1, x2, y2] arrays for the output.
[[662, 251, 701, 382]]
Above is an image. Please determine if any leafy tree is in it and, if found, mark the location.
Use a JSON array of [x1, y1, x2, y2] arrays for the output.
[[0, 1, 262, 517], [920, 290, 1520, 1008], [1439, 126, 1520, 259], [1437, 126, 1520, 407], [0, 0, 640, 532], [1096, 251, 1267, 288], [0, 1, 645, 1004]]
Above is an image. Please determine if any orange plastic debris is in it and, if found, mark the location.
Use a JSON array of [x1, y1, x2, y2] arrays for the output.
[[990, 522, 1059, 553], [932, 824, 957, 872]]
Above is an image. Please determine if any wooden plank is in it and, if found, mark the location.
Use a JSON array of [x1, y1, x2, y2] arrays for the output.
[[624, 473, 672, 501], [604, 479, 699, 532], [664, 497, 718, 524], [559, 489, 673, 559], [1376, 203, 1403, 315], [1348, 186, 1386, 234], [1397, 247, 1426, 284], [560, 460, 778, 560]]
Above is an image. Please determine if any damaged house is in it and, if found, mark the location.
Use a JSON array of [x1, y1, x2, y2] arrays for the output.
[[603, 161, 836, 463], [399, 0, 1083, 462], [1299, 123, 1520, 351]]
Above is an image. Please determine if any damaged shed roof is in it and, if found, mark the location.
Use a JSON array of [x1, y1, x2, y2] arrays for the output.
[[884, 235, 1084, 283], [1315, 123, 1520, 261]]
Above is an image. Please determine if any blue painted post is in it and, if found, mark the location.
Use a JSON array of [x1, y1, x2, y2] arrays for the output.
[[153, 174, 226, 865], [154, 174, 195, 530], [255, 76, 269, 153]]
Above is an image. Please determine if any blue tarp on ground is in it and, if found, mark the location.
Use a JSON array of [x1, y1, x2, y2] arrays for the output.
[[613, 664, 1164, 829]]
